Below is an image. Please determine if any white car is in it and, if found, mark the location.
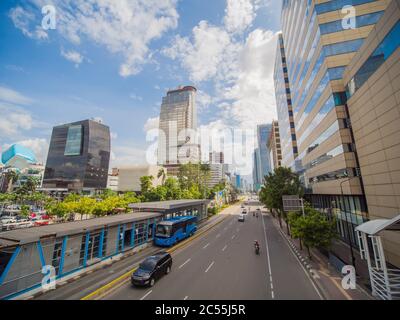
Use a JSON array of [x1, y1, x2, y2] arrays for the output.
[[238, 214, 245, 222]]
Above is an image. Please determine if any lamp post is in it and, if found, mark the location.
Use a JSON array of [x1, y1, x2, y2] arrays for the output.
[[339, 176, 358, 269]]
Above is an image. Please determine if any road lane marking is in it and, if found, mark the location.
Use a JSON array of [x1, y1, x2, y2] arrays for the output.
[[205, 261, 215, 273], [222, 245, 228, 252], [82, 213, 234, 300], [203, 243, 210, 249], [184, 296, 189, 300], [140, 290, 152, 301], [179, 258, 191, 269], [262, 215, 274, 299]]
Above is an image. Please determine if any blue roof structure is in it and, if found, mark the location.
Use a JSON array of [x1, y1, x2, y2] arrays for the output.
[[1, 144, 37, 168]]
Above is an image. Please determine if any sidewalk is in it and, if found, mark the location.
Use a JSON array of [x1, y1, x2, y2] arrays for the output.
[[266, 211, 374, 300]]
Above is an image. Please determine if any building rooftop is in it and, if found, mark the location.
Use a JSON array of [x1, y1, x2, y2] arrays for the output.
[[0, 211, 160, 247], [1, 144, 37, 169], [129, 199, 208, 211]]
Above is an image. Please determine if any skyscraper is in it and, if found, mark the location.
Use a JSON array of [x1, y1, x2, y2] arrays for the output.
[[158, 86, 200, 175], [43, 119, 111, 192], [274, 33, 298, 169], [253, 148, 261, 191], [268, 120, 282, 171], [257, 124, 272, 179], [276, 0, 392, 267], [343, 0, 400, 273]]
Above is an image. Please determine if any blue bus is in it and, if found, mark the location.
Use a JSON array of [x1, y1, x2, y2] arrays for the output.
[[154, 216, 198, 247]]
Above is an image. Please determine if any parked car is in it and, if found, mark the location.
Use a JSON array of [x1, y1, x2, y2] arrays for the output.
[[131, 252, 173, 287], [238, 214, 245, 222]]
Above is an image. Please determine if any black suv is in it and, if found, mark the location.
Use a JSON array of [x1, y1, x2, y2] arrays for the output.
[[131, 252, 172, 287]]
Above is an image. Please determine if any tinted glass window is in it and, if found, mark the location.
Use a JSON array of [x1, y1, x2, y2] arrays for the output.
[[347, 21, 400, 98], [140, 259, 157, 271], [64, 125, 83, 156]]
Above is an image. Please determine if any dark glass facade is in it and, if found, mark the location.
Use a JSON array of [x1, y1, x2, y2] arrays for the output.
[[43, 120, 111, 191]]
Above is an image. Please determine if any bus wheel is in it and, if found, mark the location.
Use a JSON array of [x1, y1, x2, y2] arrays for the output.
[[149, 278, 155, 287]]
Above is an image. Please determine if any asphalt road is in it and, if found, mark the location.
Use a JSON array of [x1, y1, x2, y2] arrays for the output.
[[105, 204, 322, 300]]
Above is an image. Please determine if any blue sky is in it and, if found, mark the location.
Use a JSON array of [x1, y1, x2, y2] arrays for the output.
[[0, 0, 282, 172]]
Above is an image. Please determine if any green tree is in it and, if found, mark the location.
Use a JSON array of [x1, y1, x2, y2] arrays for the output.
[[288, 207, 337, 259], [20, 205, 30, 217], [75, 197, 96, 220], [259, 167, 303, 234], [140, 176, 154, 194]]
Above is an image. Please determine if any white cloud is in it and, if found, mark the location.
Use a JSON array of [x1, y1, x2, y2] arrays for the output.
[[224, 0, 260, 34], [0, 87, 36, 139], [61, 49, 84, 67], [0, 86, 33, 105], [163, 21, 236, 82], [144, 116, 160, 132], [9, 6, 48, 40], [13, 0, 179, 77], [0, 105, 34, 137], [110, 145, 147, 167]]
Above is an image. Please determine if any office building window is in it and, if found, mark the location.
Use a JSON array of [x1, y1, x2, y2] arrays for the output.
[[347, 21, 400, 98], [64, 125, 83, 156]]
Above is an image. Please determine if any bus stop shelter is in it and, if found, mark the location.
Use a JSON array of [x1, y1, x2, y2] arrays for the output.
[[356, 214, 400, 300], [129, 200, 209, 221]]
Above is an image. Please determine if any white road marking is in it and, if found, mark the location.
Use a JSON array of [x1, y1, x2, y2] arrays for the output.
[[222, 244, 228, 251], [179, 258, 191, 269], [203, 243, 210, 249], [184, 296, 189, 300], [276, 228, 324, 300], [262, 216, 275, 299], [205, 261, 215, 273], [140, 290, 152, 300]]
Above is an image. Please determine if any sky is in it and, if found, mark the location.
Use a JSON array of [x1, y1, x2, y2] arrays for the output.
[[0, 0, 282, 176]]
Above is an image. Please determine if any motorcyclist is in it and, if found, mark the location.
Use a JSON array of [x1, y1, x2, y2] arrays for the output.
[[254, 240, 260, 254]]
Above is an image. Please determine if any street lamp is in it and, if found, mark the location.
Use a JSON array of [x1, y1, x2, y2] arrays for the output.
[[339, 176, 358, 269]]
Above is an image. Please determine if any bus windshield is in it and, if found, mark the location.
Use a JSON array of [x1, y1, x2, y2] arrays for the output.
[[156, 224, 171, 238]]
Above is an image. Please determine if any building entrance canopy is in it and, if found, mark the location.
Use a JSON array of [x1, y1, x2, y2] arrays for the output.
[[356, 214, 400, 300], [356, 215, 400, 235]]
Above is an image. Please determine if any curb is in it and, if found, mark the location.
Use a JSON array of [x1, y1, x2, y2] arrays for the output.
[[81, 214, 230, 300], [276, 227, 328, 300]]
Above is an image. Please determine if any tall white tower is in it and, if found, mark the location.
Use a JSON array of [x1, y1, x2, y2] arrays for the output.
[[158, 86, 200, 173]]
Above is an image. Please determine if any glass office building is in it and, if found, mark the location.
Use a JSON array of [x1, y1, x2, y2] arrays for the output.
[[43, 119, 111, 191], [257, 124, 272, 176], [274, 33, 298, 169], [343, 0, 400, 269], [276, 0, 390, 249]]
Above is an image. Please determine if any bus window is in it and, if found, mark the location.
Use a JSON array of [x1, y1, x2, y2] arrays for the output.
[[156, 224, 171, 238]]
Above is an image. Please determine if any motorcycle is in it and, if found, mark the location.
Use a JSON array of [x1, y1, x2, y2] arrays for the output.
[[254, 244, 260, 255]]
